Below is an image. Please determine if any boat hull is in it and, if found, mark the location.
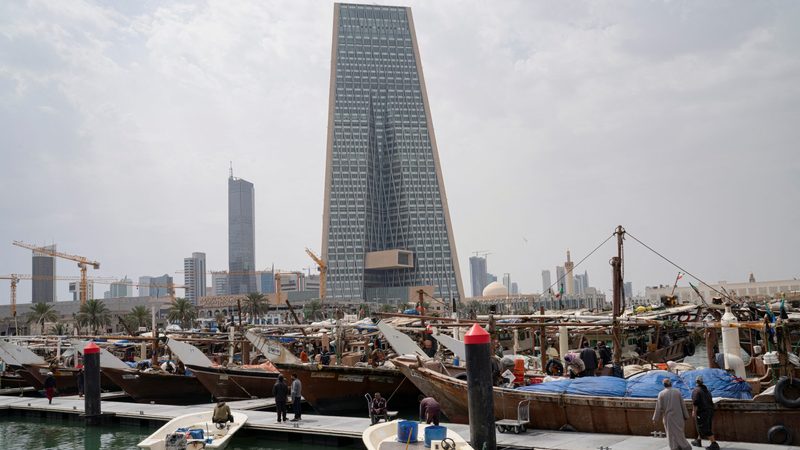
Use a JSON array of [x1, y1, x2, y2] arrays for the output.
[[21, 364, 119, 393], [394, 359, 800, 445], [187, 365, 279, 401], [275, 363, 421, 414], [0, 371, 29, 389], [102, 367, 211, 404]]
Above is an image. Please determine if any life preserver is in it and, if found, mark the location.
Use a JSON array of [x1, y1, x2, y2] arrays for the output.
[[683, 341, 696, 357], [767, 425, 792, 445], [775, 377, 800, 408], [545, 359, 564, 376]]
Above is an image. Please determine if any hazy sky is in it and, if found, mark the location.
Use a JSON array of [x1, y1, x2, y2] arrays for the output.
[[1, 0, 798, 304]]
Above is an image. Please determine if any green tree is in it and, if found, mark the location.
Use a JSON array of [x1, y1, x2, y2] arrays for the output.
[[27, 302, 58, 333], [167, 297, 197, 329], [303, 299, 322, 322], [214, 311, 228, 331], [50, 322, 68, 336], [244, 292, 268, 323], [76, 299, 111, 334], [127, 305, 150, 329]]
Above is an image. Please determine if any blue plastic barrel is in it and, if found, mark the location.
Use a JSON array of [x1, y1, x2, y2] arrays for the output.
[[396, 420, 418, 443], [424, 426, 447, 447]]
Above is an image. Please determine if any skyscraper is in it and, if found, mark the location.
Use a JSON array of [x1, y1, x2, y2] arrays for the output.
[[184, 252, 206, 305], [138, 275, 173, 298], [110, 277, 133, 298], [32, 244, 56, 303], [212, 271, 229, 296], [541, 270, 552, 294], [624, 281, 633, 300], [321, 4, 463, 303], [68, 281, 94, 301], [469, 256, 488, 297], [564, 250, 574, 295], [556, 266, 566, 294], [228, 171, 256, 295]]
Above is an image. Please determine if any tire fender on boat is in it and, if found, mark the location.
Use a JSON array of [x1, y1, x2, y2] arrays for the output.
[[683, 341, 696, 357], [545, 359, 564, 376], [774, 377, 800, 408], [767, 425, 792, 445]]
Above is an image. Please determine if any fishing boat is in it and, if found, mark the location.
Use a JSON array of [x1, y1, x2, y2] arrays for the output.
[[275, 361, 421, 414], [137, 410, 247, 450], [363, 420, 473, 450], [393, 356, 800, 445], [166, 337, 280, 401]]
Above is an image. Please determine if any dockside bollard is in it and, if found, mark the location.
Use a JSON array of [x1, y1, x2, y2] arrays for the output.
[[465, 323, 496, 450], [83, 341, 101, 426]]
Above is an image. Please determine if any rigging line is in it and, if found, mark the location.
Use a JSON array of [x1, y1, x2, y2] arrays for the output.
[[625, 231, 737, 304], [546, 232, 615, 294]]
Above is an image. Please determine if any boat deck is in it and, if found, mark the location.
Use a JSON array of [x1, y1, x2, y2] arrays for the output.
[[0, 395, 793, 450]]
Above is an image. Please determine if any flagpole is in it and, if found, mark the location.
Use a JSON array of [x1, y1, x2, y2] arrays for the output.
[[669, 272, 682, 297]]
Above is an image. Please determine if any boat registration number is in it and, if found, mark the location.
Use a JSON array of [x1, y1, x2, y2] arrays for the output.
[[219, 374, 229, 380], [311, 372, 335, 379], [122, 374, 137, 380]]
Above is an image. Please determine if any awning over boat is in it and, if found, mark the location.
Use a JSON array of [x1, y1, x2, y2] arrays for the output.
[[165, 338, 215, 368], [0, 340, 47, 365], [377, 321, 430, 360], [70, 339, 130, 370]]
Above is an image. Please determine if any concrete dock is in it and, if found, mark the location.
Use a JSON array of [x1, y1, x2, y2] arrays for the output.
[[0, 395, 793, 450]]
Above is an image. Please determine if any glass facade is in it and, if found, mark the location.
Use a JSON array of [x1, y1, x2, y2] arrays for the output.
[[322, 4, 463, 303], [228, 176, 256, 294]]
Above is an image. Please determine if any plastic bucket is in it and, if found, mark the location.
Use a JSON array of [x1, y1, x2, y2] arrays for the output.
[[396, 420, 418, 443], [424, 425, 447, 447]]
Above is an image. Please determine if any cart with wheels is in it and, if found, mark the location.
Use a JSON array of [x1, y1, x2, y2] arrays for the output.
[[495, 400, 530, 434]]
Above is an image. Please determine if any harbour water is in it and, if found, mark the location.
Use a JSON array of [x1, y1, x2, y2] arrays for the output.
[[0, 416, 358, 450]]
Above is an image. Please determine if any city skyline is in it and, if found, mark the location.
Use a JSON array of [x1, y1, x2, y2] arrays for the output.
[[1, 1, 798, 304]]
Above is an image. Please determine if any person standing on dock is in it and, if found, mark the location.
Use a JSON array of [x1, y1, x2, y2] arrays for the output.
[[76, 367, 85, 398], [44, 372, 57, 404], [653, 378, 692, 450], [290, 373, 302, 421], [272, 375, 289, 422], [691, 376, 719, 450], [419, 395, 440, 426]]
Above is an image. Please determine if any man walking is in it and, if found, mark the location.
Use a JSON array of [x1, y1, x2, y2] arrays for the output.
[[44, 372, 57, 404], [691, 376, 719, 450], [653, 378, 692, 450], [272, 375, 289, 422], [290, 373, 302, 421]]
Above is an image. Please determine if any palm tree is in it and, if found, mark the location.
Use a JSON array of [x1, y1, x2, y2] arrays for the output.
[[167, 298, 197, 329], [76, 299, 111, 335], [304, 299, 322, 322], [244, 292, 268, 323], [127, 305, 150, 330], [50, 322, 68, 336], [27, 302, 58, 334]]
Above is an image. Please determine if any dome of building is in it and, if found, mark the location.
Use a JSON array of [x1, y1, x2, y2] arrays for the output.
[[482, 281, 508, 297]]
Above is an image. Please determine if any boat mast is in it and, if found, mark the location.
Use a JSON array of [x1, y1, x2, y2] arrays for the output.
[[611, 225, 625, 365]]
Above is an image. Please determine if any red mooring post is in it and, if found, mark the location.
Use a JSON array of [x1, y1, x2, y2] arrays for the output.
[[83, 341, 101, 426], [464, 323, 496, 450]]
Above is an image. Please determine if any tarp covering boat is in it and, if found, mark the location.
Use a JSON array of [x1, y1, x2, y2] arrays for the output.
[[517, 369, 751, 400]]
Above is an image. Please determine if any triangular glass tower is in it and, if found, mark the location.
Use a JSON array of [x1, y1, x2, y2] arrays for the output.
[[321, 3, 464, 305]]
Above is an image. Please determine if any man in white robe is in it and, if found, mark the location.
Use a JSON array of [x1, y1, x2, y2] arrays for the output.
[[653, 378, 692, 450]]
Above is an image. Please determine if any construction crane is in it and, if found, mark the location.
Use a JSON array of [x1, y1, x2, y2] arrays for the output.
[[304, 248, 327, 305], [13, 241, 100, 305]]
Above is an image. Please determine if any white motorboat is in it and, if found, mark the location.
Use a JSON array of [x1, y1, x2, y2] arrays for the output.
[[138, 411, 247, 450], [362, 421, 474, 450]]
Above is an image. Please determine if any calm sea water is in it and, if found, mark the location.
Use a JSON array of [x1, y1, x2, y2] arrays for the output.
[[0, 416, 360, 450]]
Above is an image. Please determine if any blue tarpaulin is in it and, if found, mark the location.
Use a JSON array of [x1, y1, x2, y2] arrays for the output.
[[515, 369, 751, 400]]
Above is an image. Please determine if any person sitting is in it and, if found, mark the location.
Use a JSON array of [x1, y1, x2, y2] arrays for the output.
[[212, 401, 233, 429], [370, 392, 388, 423]]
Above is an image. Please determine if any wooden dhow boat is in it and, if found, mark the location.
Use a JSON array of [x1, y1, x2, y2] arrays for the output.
[[71, 339, 210, 404], [393, 356, 800, 445], [166, 337, 280, 401]]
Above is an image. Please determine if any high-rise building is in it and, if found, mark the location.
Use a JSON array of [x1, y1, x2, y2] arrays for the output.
[[32, 244, 56, 303], [564, 250, 574, 295], [212, 271, 229, 296], [469, 256, 488, 297], [110, 277, 133, 298], [320, 3, 464, 304], [574, 274, 586, 295], [184, 252, 207, 304], [68, 281, 94, 301], [502, 274, 512, 293], [229, 171, 256, 295], [624, 281, 633, 300], [541, 270, 552, 294], [511, 282, 519, 295], [556, 266, 566, 294], [138, 275, 173, 298], [257, 270, 275, 295]]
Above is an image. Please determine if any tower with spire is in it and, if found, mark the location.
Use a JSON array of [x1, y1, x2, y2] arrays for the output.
[[565, 249, 574, 296]]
